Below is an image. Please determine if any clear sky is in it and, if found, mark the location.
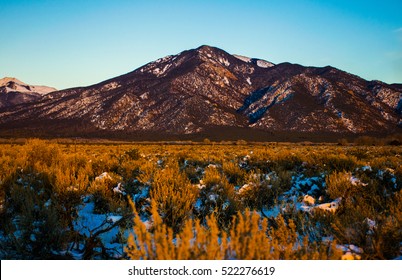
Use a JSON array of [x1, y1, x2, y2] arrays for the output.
[[1, 0, 401, 90]]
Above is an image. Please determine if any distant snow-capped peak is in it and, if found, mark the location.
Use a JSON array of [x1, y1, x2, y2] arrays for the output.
[[0, 77, 57, 95]]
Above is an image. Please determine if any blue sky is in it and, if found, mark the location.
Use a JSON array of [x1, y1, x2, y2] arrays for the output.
[[1, 0, 401, 89]]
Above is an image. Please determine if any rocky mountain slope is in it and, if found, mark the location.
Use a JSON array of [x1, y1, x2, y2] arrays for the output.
[[0, 77, 56, 108], [0, 46, 401, 140]]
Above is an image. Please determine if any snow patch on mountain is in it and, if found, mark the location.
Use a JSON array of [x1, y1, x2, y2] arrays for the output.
[[234, 55, 252, 63], [0, 77, 56, 95], [256, 59, 274, 68], [233, 55, 274, 68], [139, 55, 177, 77]]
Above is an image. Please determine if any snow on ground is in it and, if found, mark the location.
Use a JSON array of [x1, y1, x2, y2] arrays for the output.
[[337, 244, 363, 260], [113, 183, 126, 195], [95, 172, 112, 181], [238, 183, 253, 194], [73, 198, 128, 259], [133, 185, 150, 203], [350, 176, 368, 186], [302, 195, 315, 205], [313, 198, 342, 213], [261, 205, 281, 218]]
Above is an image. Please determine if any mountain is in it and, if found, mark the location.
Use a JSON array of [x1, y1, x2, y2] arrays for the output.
[[0, 45, 401, 141], [0, 77, 56, 108]]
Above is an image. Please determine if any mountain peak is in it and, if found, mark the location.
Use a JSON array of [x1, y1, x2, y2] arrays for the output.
[[195, 45, 221, 52], [0, 76, 57, 108], [193, 45, 230, 60], [0, 77, 25, 87], [0, 46, 400, 139]]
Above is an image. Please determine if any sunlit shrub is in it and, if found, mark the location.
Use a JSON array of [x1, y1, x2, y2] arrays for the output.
[[223, 161, 246, 185], [197, 166, 238, 229], [125, 202, 342, 260], [0, 140, 400, 259], [150, 167, 198, 233], [88, 172, 127, 214], [237, 171, 281, 211], [326, 171, 355, 199]]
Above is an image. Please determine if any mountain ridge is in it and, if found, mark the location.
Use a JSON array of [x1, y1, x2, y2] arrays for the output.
[[0, 45, 401, 141], [0, 77, 57, 108]]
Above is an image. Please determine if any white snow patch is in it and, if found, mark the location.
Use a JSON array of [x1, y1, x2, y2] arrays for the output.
[[195, 184, 206, 190], [350, 176, 368, 186], [261, 205, 281, 218], [256, 59, 274, 68], [303, 195, 315, 206], [101, 82, 120, 91], [361, 166, 372, 172], [113, 183, 126, 195], [140, 92, 149, 100], [95, 172, 112, 181], [107, 215, 122, 223], [315, 198, 342, 213], [233, 55, 251, 63], [238, 183, 253, 194], [73, 200, 128, 259], [219, 57, 230, 67], [208, 194, 219, 203], [338, 244, 363, 260], [365, 218, 376, 234], [44, 199, 52, 208]]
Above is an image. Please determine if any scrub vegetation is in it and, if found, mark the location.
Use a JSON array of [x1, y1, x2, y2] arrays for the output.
[[0, 139, 400, 259]]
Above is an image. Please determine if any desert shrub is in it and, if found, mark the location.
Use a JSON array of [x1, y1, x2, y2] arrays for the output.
[[197, 166, 239, 229], [202, 165, 222, 186], [237, 171, 282, 211], [0, 171, 71, 259], [270, 149, 304, 170], [325, 172, 356, 199], [137, 161, 155, 186], [266, 215, 338, 260], [125, 202, 342, 260], [273, 168, 293, 193], [325, 171, 402, 259], [354, 136, 380, 146], [150, 167, 198, 233], [182, 165, 201, 183], [222, 161, 246, 185], [125, 148, 141, 160], [227, 209, 272, 259], [322, 154, 358, 172], [346, 147, 370, 160], [396, 166, 402, 190], [24, 139, 62, 171], [337, 138, 348, 146], [0, 141, 399, 259], [125, 200, 226, 260], [88, 172, 127, 214], [112, 156, 142, 183]]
